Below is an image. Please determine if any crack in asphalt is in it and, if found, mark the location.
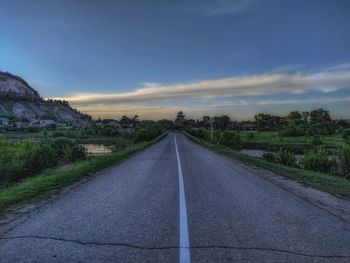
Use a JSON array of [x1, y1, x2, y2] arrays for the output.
[[1, 235, 350, 259]]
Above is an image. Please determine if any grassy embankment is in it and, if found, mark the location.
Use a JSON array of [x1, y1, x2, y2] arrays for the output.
[[237, 131, 344, 144], [184, 132, 350, 198], [0, 133, 167, 215], [236, 131, 345, 153], [2, 130, 118, 144]]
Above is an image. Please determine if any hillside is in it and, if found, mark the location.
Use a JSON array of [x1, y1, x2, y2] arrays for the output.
[[0, 71, 91, 124]]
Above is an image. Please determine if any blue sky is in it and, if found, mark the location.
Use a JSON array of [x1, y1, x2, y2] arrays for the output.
[[1, 0, 350, 120]]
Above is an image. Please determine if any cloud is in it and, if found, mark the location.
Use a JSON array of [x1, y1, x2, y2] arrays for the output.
[[59, 62, 350, 106], [208, 97, 350, 108], [54, 62, 350, 120], [75, 104, 184, 120]]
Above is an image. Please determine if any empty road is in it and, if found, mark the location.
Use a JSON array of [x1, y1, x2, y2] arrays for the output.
[[0, 133, 349, 262]]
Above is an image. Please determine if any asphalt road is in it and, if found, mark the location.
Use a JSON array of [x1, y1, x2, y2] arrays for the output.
[[0, 133, 349, 262]]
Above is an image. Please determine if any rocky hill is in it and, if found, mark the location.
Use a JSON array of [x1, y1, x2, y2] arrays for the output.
[[0, 71, 91, 124]]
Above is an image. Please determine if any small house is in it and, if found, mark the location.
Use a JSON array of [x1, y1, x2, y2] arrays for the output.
[[0, 116, 9, 126], [40, 119, 56, 127]]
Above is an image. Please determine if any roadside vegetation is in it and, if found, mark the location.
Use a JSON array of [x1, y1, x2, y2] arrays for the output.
[[0, 134, 166, 215], [0, 119, 166, 214], [178, 109, 350, 197], [185, 132, 350, 198]]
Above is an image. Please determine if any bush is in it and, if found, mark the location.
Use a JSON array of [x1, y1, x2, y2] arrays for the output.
[[113, 137, 128, 150], [338, 144, 350, 178], [27, 126, 41, 133], [276, 148, 296, 167], [246, 132, 254, 139], [262, 152, 276, 162], [222, 131, 241, 149], [0, 136, 87, 186], [303, 148, 336, 174], [190, 128, 211, 141], [62, 144, 86, 163], [100, 127, 118, 137], [134, 127, 161, 143], [280, 125, 305, 137], [51, 131, 66, 138], [306, 135, 323, 147], [342, 129, 350, 141]]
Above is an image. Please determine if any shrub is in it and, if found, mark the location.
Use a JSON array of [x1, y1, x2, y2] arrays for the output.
[[62, 144, 86, 163], [113, 137, 128, 150], [189, 128, 212, 141], [337, 144, 350, 178], [27, 126, 41, 133], [276, 148, 296, 167], [246, 132, 254, 139], [0, 136, 87, 186], [280, 125, 305, 137], [306, 134, 323, 147], [134, 127, 161, 143], [100, 127, 118, 137], [303, 148, 336, 174], [262, 152, 276, 162], [51, 131, 66, 138], [342, 129, 350, 141], [222, 131, 241, 149]]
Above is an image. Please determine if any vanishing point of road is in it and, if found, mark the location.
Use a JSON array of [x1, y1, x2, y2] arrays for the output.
[[0, 133, 349, 262]]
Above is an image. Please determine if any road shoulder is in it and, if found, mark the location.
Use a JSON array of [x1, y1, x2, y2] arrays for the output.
[[183, 132, 350, 224]]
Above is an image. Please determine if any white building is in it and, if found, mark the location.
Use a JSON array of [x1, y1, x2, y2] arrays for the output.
[[0, 116, 9, 126]]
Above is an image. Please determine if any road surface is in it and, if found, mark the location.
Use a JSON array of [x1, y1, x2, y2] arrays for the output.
[[0, 133, 349, 262]]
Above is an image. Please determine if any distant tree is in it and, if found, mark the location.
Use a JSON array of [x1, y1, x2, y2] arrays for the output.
[[175, 111, 186, 130], [302, 111, 310, 124], [157, 119, 174, 130], [287, 111, 302, 124], [132, 115, 140, 127], [120, 116, 132, 128], [214, 115, 230, 130], [310, 108, 331, 124], [176, 111, 186, 121]]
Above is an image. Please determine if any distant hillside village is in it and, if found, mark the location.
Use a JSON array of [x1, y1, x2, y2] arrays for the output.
[[0, 114, 139, 133], [0, 71, 92, 130]]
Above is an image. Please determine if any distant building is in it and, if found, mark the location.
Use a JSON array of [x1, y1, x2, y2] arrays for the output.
[[122, 122, 134, 128], [15, 122, 25, 129], [103, 119, 121, 128], [40, 119, 56, 127], [95, 121, 103, 127], [0, 116, 9, 126]]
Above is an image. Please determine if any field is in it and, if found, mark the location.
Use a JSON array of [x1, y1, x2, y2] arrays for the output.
[[237, 131, 345, 146]]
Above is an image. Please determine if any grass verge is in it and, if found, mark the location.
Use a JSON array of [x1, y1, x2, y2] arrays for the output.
[[184, 132, 350, 198], [0, 134, 167, 215]]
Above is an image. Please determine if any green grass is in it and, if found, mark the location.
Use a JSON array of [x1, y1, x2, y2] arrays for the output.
[[0, 134, 167, 215], [237, 131, 345, 146], [185, 132, 350, 198]]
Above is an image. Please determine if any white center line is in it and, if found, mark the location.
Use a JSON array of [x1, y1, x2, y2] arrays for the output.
[[175, 135, 191, 263]]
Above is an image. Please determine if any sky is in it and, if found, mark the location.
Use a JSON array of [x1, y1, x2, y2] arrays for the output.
[[1, 0, 350, 120]]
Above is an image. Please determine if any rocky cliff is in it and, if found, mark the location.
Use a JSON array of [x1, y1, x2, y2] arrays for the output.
[[0, 71, 91, 123]]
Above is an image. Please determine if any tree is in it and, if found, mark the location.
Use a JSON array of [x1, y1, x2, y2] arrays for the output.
[[176, 111, 186, 121], [120, 116, 132, 128], [287, 111, 302, 124], [132, 115, 140, 127], [302, 111, 310, 123], [214, 115, 230, 130], [157, 119, 174, 130], [175, 111, 186, 130], [310, 109, 331, 124]]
